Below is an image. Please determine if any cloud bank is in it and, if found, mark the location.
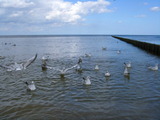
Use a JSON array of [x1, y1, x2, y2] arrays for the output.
[[0, 0, 111, 25]]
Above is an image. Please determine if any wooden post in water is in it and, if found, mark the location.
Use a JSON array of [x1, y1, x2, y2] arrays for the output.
[[112, 36, 160, 56]]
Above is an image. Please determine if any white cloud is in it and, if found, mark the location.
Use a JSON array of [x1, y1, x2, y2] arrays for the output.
[[0, 0, 34, 8], [45, 0, 111, 23], [0, 0, 112, 24], [150, 6, 160, 12], [0, 0, 112, 34]]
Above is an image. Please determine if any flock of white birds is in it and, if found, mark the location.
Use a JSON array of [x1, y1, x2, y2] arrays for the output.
[[0, 47, 159, 91]]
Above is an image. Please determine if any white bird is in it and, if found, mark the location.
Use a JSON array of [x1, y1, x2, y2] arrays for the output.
[[124, 62, 131, 68], [76, 64, 82, 71], [41, 60, 47, 71], [83, 76, 91, 85], [25, 81, 36, 91], [124, 67, 130, 76], [59, 67, 72, 75], [148, 64, 158, 71], [76, 57, 83, 71], [0, 54, 37, 71], [105, 71, 111, 77], [47, 64, 77, 77], [41, 55, 49, 61], [94, 65, 99, 70]]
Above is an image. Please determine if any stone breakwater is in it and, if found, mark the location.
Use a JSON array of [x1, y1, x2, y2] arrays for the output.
[[112, 36, 160, 56]]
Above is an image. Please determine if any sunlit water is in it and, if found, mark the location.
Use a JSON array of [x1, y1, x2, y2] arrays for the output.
[[0, 35, 160, 120]]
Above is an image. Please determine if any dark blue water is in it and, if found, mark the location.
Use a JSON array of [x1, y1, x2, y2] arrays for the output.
[[0, 35, 160, 120], [118, 35, 160, 45]]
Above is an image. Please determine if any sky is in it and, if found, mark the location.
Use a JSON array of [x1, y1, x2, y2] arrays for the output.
[[0, 0, 160, 35]]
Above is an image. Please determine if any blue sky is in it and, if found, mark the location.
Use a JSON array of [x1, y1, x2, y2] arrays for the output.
[[0, 0, 160, 35]]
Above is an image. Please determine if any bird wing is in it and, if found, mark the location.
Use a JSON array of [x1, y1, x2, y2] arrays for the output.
[[46, 65, 62, 72], [23, 54, 37, 68], [46, 65, 56, 70], [64, 64, 77, 72]]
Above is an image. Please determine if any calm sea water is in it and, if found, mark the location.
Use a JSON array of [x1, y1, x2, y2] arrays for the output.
[[118, 35, 160, 45], [0, 35, 160, 120]]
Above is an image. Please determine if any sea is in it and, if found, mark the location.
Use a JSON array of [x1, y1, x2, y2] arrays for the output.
[[0, 35, 160, 120]]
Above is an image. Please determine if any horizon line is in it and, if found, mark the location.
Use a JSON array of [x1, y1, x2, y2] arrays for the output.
[[0, 34, 159, 37]]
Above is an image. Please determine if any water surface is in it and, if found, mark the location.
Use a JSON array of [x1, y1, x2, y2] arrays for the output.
[[0, 35, 160, 120]]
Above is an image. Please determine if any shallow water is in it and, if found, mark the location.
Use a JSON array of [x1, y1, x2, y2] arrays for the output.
[[0, 35, 160, 120]]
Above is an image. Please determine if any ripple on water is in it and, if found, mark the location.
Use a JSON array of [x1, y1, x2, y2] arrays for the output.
[[0, 36, 160, 120]]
